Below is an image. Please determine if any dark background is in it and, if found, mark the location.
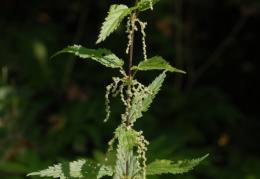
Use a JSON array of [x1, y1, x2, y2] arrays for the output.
[[0, 0, 259, 178]]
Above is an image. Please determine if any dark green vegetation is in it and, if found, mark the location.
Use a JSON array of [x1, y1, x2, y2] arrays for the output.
[[0, 0, 260, 178]]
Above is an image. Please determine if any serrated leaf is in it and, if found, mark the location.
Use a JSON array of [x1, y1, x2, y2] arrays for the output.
[[137, 0, 161, 11], [96, 4, 131, 44], [51, 45, 124, 68], [113, 150, 139, 179], [129, 71, 166, 122], [131, 56, 186, 73], [141, 71, 166, 112], [27, 159, 113, 179], [146, 154, 209, 176], [115, 126, 138, 154]]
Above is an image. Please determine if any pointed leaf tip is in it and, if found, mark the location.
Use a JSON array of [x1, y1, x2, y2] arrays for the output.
[[146, 154, 209, 176], [96, 4, 131, 44], [129, 71, 166, 122], [137, 0, 161, 11], [50, 45, 124, 68], [131, 56, 186, 73]]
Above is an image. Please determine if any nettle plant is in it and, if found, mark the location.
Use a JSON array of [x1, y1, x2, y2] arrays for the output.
[[28, 0, 208, 178]]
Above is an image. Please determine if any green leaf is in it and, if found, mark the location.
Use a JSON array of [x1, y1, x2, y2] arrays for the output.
[[131, 56, 186, 73], [141, 71, 166, 112], [96, 4, 131, 44], [27, 159, 113, 179], [115, 126, 138, 154], [129, 71, 166, 122], [137, 0, 161, 11], [146, 154, 209, 176], [51, 45, 124, 68], [113, 150, 140, 179]]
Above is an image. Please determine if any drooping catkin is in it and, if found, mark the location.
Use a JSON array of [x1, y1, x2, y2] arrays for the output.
[[136, 130, 149, 179], [149, 0, 153, 10], [137, 19, 148, 61]]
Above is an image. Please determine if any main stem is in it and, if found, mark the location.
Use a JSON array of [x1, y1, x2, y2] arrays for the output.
[[126, 17, 135, 127], [126, 1, 138, 177]]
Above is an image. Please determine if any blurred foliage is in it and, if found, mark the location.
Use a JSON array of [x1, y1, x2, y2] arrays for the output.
[[0, 0, 259, 178]]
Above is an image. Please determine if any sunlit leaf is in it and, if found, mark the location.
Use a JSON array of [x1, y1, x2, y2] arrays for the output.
[[115, 126, 138, 154], [96, 4, 131, 44], [27, 159, 113, 179], [113, 149, 140, 179], [51, 45, 124, 68], [131, 56, 186, 73]]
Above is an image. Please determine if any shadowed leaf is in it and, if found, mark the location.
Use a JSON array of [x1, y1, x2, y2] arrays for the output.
[[146, 154, 209, 175]]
